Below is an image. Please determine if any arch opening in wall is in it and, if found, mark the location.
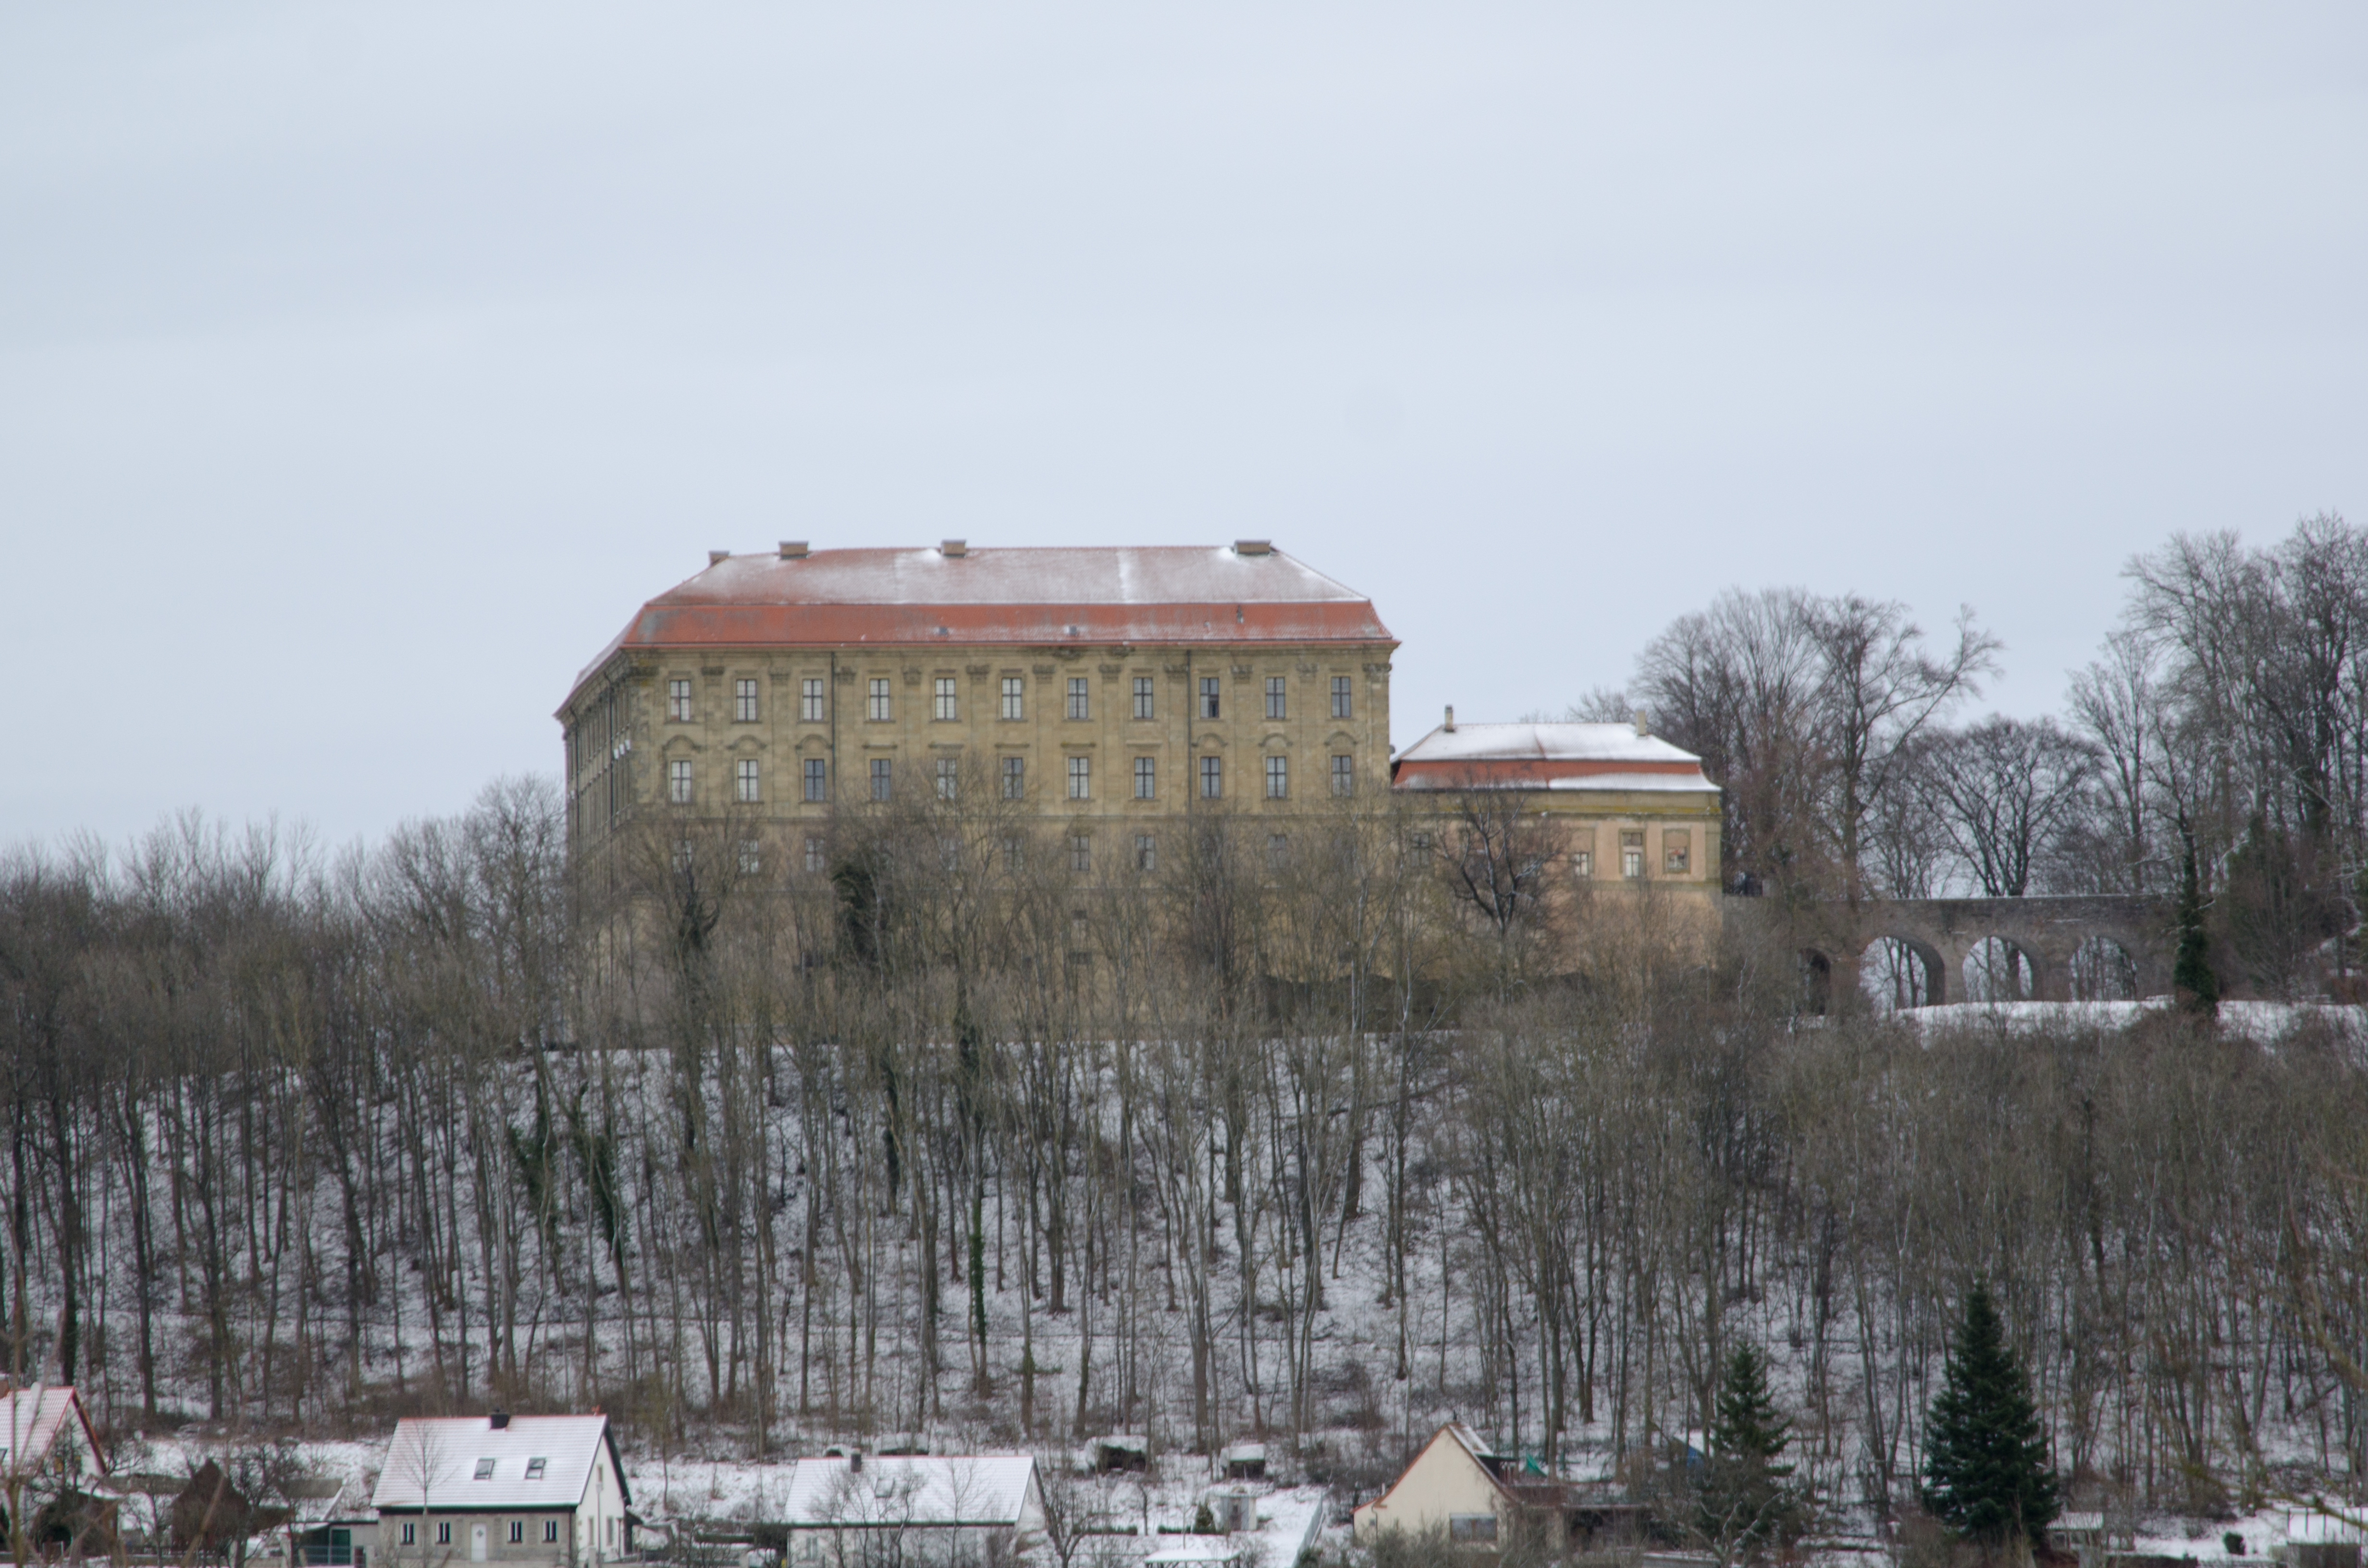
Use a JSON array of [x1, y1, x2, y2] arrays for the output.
[[2069, 934, 2139, 1001], [1962, 935, 2040, 1003], [1861, 935, 1946, 1010], [1799, 949, 1834, 1016]]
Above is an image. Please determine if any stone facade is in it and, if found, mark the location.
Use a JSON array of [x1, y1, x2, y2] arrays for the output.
[[560, 544, 1397, 867]]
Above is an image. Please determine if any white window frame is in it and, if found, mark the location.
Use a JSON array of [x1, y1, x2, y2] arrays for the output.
[[735, 677, 759, 723], [1135, 833, 1155, 871], [1331, 675, 1352, 720], [668, 678, 693, 723], [1132, 675, 1154, 720], [868, 678, 892, 722], [801, 678, 826, 723], [668, 759, 694, 804], [1331, 754, 1353, 796], [1067, 755, 1091, 800], [934, 676, 958, 722], [1265, 754, 1288, 799], [1000, 676, 1024, 720], [1200, 756, 1222, 798], [1066, 677, 1090, 721], [735, 758, 760, 803], [1134, 756, 1156, 799], [1265, 675, 1286, 721]]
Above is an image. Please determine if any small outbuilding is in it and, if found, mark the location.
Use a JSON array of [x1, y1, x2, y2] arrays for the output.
[[1218, 1445, 1267, 1482]]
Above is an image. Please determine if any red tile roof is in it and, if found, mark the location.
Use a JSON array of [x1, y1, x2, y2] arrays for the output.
[[568, 545, 1394, 708]]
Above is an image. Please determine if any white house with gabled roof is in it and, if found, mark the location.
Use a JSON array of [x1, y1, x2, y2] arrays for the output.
[[371, 1414, 629, 1568], [779, 1452, 1043, 1568]]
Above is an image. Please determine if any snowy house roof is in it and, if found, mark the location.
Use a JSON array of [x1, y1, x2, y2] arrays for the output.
[[1392, 723, 1719, 795], [370, 1415, 627, 1513], [567, 545, 1394, 708], [780, 1455, 1039, 1529], [0, 1386, 106, 1480]]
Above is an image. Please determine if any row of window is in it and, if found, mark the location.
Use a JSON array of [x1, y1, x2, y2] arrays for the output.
[[666, 674, 1357, 725], [664, 752, 1359, 805], [707, 826, 1328, 880], [397, 1521, 563, 1546]]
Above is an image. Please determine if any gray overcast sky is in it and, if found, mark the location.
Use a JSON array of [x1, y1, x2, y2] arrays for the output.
[[5, 5, 2366, 851]]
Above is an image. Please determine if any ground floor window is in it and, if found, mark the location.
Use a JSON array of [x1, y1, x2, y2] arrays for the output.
[[1449, 1515, 1499, 1544]]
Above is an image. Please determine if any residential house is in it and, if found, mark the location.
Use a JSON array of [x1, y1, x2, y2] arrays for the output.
[[0, 1385, 111, 1553], [779, 1452, 1042, 1568], [371, 1413, 631, 1568]]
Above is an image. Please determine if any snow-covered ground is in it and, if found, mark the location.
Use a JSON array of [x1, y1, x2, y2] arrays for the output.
[[1895, 998, 2367, 1044]]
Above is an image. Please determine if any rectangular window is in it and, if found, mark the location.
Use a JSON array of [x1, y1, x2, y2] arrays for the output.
[[1331, 675, 1352, 720], [1266, 832, 1288, 869], [1572, 850, 1593, 879], [737, 840, 761, 875], [870, 758, 893, 801], [544, 1522, 560, 1544], [1066, 677, 1089, 721], [934, 676, 957, 721], [801, 678, 826, 723], [1265, 754, 1289, 799], [668, 759, 693, 804], [802, 757, 828, 802], [1331, 755, 1354, 796], [1070, 833, 1091, 874], [525, 1458, 547, 1482], [1067, 755, 1091, 800], [1002, 835, 1024, 873], [868, 678, 891, 722], [668, 678, 693, 723], [672, 839, 692, 873], [1200, 756, 1223, 798], [1665, 830, 1691, 874], [510, 1522, 525, 1544], [439, 1524, 453, 1546], [1134, 756, 1156, 799], [1000, 676, 1024, 720], [1135, 833, 1155, 871], [1265, 675, 1286, 720], [735, 758, 760, 803], [1448, 1516, 1498, 1545], [804, 835, 826, 873], [936, 758, 958, 801], [402, 1525, 416, 1546], [1132, 675, 1154, 720], [1621, 829, 1645, 879], [1000, 756, 1025, 799], [1199, 676, 1220, 720], [735, 677, 759, 723]]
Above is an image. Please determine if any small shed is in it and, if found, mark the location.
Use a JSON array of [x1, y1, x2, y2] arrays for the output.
[[1219, 1445, 1267, 1482], [2286, 1511, 2367, 1568], [1092, 1436, 1150, 1475], [1206, 1487, 1258, 1536]]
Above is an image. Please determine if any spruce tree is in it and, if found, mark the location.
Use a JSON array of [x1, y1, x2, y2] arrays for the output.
[[2172, 820, 2220, 1017], [1922, 1283, 2059, 1549], [1697, 1343, 1804, 1563]]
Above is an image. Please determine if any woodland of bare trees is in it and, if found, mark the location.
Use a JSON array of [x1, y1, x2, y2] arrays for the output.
[[3, 518, 2367, 1536], [1627, 514, 2368, 1001]]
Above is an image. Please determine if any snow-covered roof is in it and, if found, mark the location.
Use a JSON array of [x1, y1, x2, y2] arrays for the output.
[[1398, 723, 1701, 767], [0, 1386, 104, 1479], [567, 545, 1394, 707], [781, 1455, 1038, 1529], [370, 1416, 625, 1513], [1392, 723, 1718, 795], [2286, 1512, 2368, 1545]]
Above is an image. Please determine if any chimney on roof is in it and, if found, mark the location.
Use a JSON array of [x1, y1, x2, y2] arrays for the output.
[[1444, 705, 1455, 733], [940, 539, 967, 557], [1633, 708, 1651, 737], [1234, 539, 1273, 556], [778, 540, 809, 559], [708, 550, 730, 566], [490, 1410, 510, 1430]]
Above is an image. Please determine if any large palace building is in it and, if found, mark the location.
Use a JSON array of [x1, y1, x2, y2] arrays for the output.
[[559, 540, 1398, 862]]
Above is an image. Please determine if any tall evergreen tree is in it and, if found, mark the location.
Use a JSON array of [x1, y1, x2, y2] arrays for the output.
[[1923, 1283, 2060, 1549], [1697, 1343, 1805, 1563]]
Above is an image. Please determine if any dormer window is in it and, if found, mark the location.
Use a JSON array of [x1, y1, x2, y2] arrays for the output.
[[474, 1458, 497, 1481], [525, 1458, 548, 1481]]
